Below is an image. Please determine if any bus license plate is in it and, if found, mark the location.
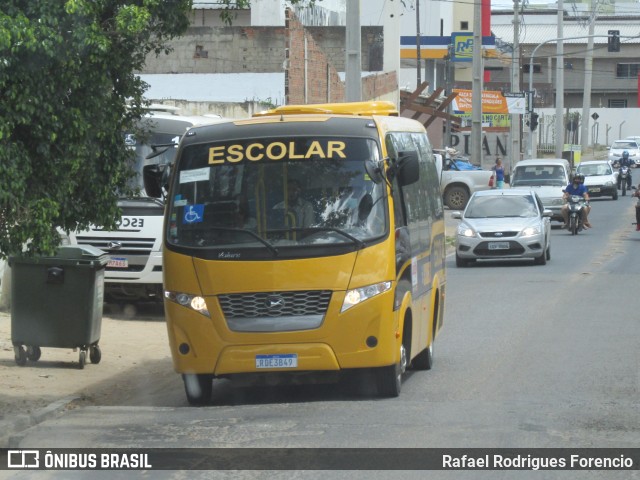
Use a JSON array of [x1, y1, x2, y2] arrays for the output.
[[107, 257, 128, 268], [256, 354, 298, 369], [488, 242, 509, 250]]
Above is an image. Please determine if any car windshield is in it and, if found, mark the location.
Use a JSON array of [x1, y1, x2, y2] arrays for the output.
[[510, 165, 566, 187], [465, 195, 538, 219], [166, 136, 387, 253], [577, 164, 612, 176]]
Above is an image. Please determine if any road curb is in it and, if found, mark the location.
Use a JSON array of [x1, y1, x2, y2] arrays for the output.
[[0, 395, 79, 448]]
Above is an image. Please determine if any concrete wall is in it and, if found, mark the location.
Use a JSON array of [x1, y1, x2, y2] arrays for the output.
[[140, 99, 274, 119], [141, 25, 383, 75]]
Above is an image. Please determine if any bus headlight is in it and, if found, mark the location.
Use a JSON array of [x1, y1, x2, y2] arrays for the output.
[[164, 290, 210, 317], [341, 281, 392, 313]]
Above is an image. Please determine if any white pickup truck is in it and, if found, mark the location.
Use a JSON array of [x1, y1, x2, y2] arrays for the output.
[[434, 151, 495, 210]]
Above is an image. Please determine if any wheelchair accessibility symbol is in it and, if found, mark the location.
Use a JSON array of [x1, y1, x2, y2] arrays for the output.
[[183, 204, 204, 224]]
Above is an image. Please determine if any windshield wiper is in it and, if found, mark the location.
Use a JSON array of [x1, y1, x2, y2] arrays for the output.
[[278, 227, 367, 249], [206, 227, 279, 256]]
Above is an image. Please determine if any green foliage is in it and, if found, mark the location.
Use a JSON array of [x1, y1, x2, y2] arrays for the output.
[[0, 0, 192, 259], [0, 0, 316, 259]]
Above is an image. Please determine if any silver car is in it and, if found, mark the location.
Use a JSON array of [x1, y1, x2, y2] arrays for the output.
[[452, 189, 552, 267], [509, 159, 570, 223]]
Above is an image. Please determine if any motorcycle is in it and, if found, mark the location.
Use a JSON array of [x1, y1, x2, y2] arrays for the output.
[[618, 165, 632, 196], [567, 195, 586, 235]]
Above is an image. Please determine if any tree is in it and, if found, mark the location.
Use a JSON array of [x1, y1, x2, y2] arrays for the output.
[[0, 0, 192, 259], [0, 0, 316, 259]]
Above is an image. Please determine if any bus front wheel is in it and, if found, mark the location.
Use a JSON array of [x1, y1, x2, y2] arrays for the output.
[[411, 342, 433, 370], [376, 343, 407, 398], [183, 374, 213, 406]]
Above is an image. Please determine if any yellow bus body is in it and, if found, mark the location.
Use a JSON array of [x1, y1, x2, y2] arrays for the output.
[[160, 102, 446, 401]]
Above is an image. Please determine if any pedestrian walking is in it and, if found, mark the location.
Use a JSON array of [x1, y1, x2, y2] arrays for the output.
[[492, 157, 505, 189]]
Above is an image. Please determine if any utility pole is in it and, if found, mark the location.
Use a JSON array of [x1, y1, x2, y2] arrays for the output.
[[555, 0, 564, 158], [345, 0, 362, 102], [580, 0, 596, 155], [472, 0, 483, 167], [444, 44, 454, 148], [511, 0, 521, 169], [528, 34, 612, 159], [416, 0, 421, 87]]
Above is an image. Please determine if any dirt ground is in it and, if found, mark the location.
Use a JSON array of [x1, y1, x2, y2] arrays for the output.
[[0, 303, 176, 425]]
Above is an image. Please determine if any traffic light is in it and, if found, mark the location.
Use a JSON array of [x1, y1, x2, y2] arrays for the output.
[[530, 112, 539, 131], [608, 30, 620, 52]]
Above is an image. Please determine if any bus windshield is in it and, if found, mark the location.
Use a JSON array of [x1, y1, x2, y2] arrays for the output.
[[166, 136, 387, 254]]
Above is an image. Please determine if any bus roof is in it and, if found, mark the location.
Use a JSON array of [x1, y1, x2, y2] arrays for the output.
[[253, 101, 399, 118]]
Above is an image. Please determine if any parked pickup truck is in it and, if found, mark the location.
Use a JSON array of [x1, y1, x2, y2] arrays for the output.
[[434, 151, 495, 210]]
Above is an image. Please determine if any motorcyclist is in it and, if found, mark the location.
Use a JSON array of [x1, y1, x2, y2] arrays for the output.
[[617, 150, 634, 190], [561, 173, 591, 229]]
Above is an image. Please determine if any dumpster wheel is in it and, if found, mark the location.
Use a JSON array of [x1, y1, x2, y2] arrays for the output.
[[89, 344, 101, 364], [14, 345, 27, 366], [78, 350, 87, 369], [26, 346, 41, 362]]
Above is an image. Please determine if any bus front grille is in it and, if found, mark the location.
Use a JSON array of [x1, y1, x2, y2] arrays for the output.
[[75, 236, 156, 255], [218, 291, 332, 332]]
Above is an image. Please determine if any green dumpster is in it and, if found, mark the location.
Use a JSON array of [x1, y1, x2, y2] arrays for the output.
[[9, 245, 109, 369]]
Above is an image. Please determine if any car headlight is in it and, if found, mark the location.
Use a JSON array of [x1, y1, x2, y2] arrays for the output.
[[341, 281, 391, 313], [457, 224, 476, 237], [605, 181, 614, 186], [630, 152, 637, 157], [551, 198, 564, 205], [164, 290, 210, 317], [521, 226, 541, 237]]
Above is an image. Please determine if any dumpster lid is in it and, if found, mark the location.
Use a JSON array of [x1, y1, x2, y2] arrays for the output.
[[56, 245, 107, 259], [9, 245, 109, 267]]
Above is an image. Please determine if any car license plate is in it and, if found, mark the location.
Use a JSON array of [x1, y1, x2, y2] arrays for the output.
[[256, 354, 298, 369], [107, 257, 128, 268], [589, 187, 601, 192], [488, 242, 510, 250]]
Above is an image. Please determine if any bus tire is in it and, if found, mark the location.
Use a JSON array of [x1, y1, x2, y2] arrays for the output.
[[412, 342, 433, 371], [183, 374, 213, 406], [376, 343, 406, 397], [376, 363, 401, 398]]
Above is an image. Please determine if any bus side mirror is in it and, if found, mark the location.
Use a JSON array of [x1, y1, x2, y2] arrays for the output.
[[364, 158, 385, 184], [143, 164, 165, 198], [396, 150, 420, 186]]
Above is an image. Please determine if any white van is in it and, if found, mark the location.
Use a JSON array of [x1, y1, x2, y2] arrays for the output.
[[509, 159, 571, 223]]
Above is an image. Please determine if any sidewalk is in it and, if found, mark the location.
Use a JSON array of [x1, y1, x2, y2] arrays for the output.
[[0, 307, 171, 447]]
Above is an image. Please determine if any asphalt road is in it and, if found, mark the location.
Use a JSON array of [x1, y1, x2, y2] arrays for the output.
[[3, 192, 640, 480]]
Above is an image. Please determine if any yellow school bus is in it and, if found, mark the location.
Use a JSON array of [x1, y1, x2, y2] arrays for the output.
[[147, 101, 446, 404]]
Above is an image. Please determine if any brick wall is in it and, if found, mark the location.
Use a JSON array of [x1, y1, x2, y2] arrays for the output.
[[284, 9, 397, 104]]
